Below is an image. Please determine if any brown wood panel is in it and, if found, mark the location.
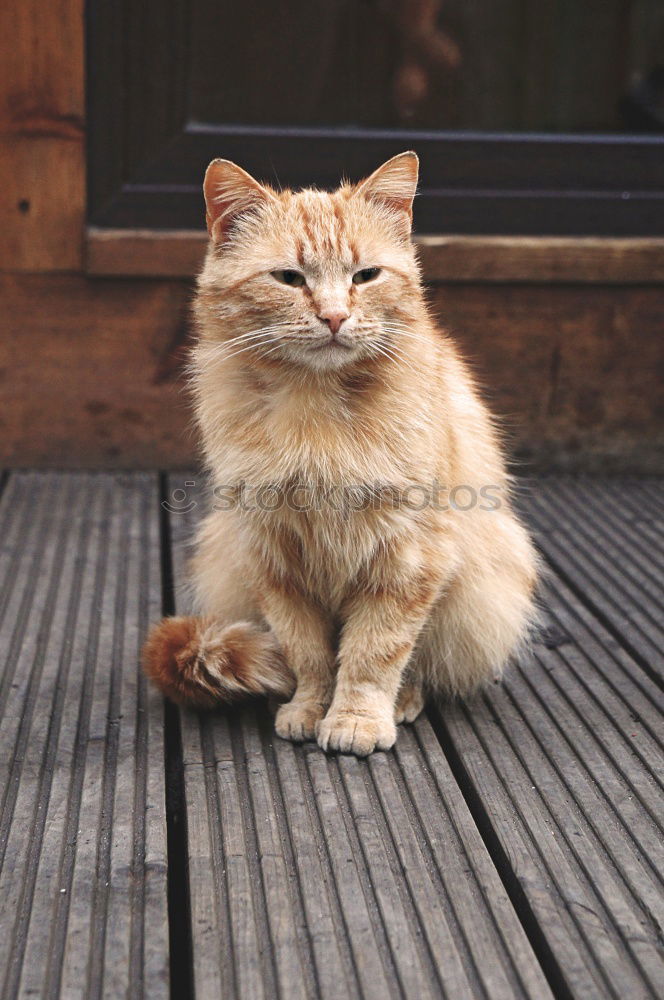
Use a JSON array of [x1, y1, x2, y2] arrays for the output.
[[418, 236, 664, 284], [0, 0, 85, 271], [86, 230, 664, 283], [0, 274, 194, 468], [1, 274, 661, 472], [431, 283, 664, 473], [86, 230, 206, 279]]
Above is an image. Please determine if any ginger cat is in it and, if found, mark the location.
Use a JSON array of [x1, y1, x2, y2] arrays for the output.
[[143, 152, 538, 756]]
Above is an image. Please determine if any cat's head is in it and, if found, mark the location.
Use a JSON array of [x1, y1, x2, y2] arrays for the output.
[[196, 153, 422, 373]]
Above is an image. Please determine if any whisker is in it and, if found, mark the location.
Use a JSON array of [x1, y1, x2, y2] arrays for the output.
[[381, 326, 427, 341], [199, 332, 286, 360], [375, 339, 418, 373], [202, 337, 279, 364], [205, 323, 299, 350], [213, 328, 288, 348], [258, 342, 287, 361], [370, 342, 401, 366]]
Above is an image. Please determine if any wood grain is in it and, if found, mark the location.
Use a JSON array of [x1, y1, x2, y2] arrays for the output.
[[0, 0, 85, 271], [525, 479, 664, 679], [0, 472, 169, 998], [166, 473, 553, 1000], [437, 532, 664, 999], [430, 283, 664, 473], [0, 274, 194, 468], [86, 229, 664, 284], [1, 274, 662, 472]]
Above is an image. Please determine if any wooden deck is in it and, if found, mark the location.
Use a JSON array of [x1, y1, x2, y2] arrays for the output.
[[0, 471, 662, 999]]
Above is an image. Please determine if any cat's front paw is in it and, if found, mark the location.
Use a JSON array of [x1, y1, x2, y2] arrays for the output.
[[317, 711, 397, 757], [275, 699, 326, 743]]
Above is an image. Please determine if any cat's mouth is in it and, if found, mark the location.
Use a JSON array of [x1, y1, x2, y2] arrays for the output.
[[306, 337, 354, 353]]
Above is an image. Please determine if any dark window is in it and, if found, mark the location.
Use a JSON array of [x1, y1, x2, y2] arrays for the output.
[[87, 0, 664, 235]]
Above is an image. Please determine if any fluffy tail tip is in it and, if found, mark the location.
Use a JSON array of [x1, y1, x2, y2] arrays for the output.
[[142, 615, 293, 709]]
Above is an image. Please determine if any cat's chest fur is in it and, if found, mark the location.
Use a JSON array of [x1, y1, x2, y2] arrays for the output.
[[216, 376, 428, 492], [204, 375, 434, 590]]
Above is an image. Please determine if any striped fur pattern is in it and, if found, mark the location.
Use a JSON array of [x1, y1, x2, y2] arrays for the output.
[[142, 152, 539, 756]]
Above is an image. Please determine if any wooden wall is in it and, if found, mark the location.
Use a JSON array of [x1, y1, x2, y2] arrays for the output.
[[0, 0, 85, 271], [1, 0, 662, 473], [2, 273, 661, 473]]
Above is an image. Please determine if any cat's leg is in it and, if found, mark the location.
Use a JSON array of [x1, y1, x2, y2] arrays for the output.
[[318, 566, 444, 756], [394, 674, 425, 724], [257, 584, 336, 742]]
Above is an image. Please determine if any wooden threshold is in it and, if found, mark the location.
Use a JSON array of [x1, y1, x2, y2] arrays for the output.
[[86, 227, 664, 283]]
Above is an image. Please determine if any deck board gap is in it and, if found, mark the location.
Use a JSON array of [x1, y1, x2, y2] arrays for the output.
[[506, 665, 664, 911], [2, 477, 95, 997], [159, 472, 195, 1000], [539, 487, 664, 624], [429, 706, 582, 1000], [476, 691, 660, 998]]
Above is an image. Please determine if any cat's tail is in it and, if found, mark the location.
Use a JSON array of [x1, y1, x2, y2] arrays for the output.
[[142, 616, 295, 709]]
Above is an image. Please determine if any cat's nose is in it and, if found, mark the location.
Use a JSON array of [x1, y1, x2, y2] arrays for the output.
[[317, 311, 350, 335]]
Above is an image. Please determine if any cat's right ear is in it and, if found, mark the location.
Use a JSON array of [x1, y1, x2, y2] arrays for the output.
[[203, 159, 273, 243], [354, 151, 419, 232]]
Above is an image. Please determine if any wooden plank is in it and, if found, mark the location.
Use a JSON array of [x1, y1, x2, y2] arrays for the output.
[[86, 230, 207, 279], [417, 236, 664, 284], [524, 478, 664, 680], [0, 274, 193, 469], [585, 479, 664, 554], [428, 283, 664, 475], [0, 0, 85, 271], [86, 228, 664, 283], [2, 274, 662, 474], [166, 472, 553, 1000], [438, 526, 664, 998], [0, 472, 169, 998]]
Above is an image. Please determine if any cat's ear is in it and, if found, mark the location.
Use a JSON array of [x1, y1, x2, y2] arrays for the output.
[[203, 159, 273, 242], [354, 151, 419, 229]]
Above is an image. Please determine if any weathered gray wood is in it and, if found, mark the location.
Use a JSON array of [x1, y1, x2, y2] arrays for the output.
[[574, 480, 664, 570], [0, 472, 169, 999], [524, 478, 664, 681], [439, 563, 664, 999], [7, 470, 660, 999], [541, 477, 664, 571], [168, 473, 553, 1000], [642, 485, 664, 517]]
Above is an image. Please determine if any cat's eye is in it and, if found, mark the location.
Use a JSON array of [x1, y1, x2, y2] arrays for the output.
[[271, 269, 306, 287], [352, 267, 381, 284]]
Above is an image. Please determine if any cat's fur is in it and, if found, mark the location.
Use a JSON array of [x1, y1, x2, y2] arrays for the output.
[[143, 152, 538, 756]]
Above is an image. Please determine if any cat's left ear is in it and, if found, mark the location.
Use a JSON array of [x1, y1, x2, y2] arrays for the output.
[[354, 151, 419, 231], [203, 159, 274, 243]]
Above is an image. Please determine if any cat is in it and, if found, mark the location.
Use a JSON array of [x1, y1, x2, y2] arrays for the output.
[[142, 151, 538, 756]]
